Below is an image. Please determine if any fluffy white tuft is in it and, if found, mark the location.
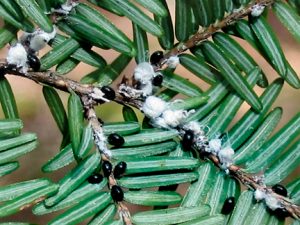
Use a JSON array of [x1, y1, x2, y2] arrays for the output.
[[218, 146, 234, 168], [152, 109, 194, 129], [93, 127, 112, 158], [251, 4, 265, 17], [6, 43, 28, 73], [51, 2, 78, 14], [265, 194, 281, 210], [161, 110, 188, 128], [142, 96, 167, 118], [166, 56, 180, 69], [21, 28, 57, 52], [153, 117, 168, 128], [140, 82, 153, 97], [31, 29, 56, 52], [208, 139, 222, 154], [134, 62, 155, 84], [39, 28, 56, 42], [254, 189, 266, 201], [183, 121, 204, 135], [29, 35, 47, 52]]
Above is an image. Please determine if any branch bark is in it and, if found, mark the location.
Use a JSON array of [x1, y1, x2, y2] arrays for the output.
[[160, 0, 275, 66]]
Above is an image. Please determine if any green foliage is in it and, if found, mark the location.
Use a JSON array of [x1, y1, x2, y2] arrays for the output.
[[0, 0, 299, 224]]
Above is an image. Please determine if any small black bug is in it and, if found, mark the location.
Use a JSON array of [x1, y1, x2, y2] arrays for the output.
[[101, 86, 116, 100], [221, 197, 235, 215], [182, 130, 194, 151], [111, 185, 124, 202], [108, 133, 125, 147], [272, 184, 288, 197], [87, 173, 103, 184], [273, 207, 290, 220], [152, 74, 163, 86], [27, 53, 40, 71], [97, 117, 104, 124], [150, 51, 164, 65], [0, 67, 6, 77], [113, 161, 127, 178], [102, 161, 113, 177]]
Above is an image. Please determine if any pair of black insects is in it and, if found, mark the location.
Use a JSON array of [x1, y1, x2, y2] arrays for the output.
[[222, 184, 289, 220], [88, 159, 127, 202], [87, 132, 126, 202], [149, 50, 165, 86]]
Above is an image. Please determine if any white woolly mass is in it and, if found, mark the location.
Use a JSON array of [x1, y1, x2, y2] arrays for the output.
[[134, 62, 155, 84], [6, 43, 28, 73], [142, 96, 195, 129], [208, 138, 222, 154], [142, 96, 167, 118], [254, 189, 266, 201], [21, 28, 57, 52], [218, 146, 234, 168], [140, 82, 153, 97], [31, 29, 56, 52], [166, 56, 180, 69], [183, 121, 204, 135], [152, 109, 195, 129], [94, 130, 112, 157], [251, 4, 265, 17], [153, 117, 168, 128], [161, 110, 189, 128], [51, 2, 78, 14], [265, 194, 281, 211]]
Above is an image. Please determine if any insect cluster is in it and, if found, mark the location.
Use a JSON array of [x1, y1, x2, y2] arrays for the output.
[[254, 184, 290, 219], [6, 28, 56, 73], [115, 48, 294, 220], [88, 158, 127, 202]]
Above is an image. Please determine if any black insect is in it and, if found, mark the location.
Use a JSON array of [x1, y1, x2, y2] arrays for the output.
[[87, 173, 103, 184], [27, 53, 40, 71], [101, 86, 116, 100], [152, 74, 163, 86], [0, 67, 6, 77], [182, 130, 195, 151], [272, 184, 288, 197], [273, 207, 290, 220], [102, 160, 113, 177], [221, 197, 235, 215], [150, 51, 164, 65], [113, 161, 127, 178], [108, 133, 125, 147], [111, 185, 124, 202]]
